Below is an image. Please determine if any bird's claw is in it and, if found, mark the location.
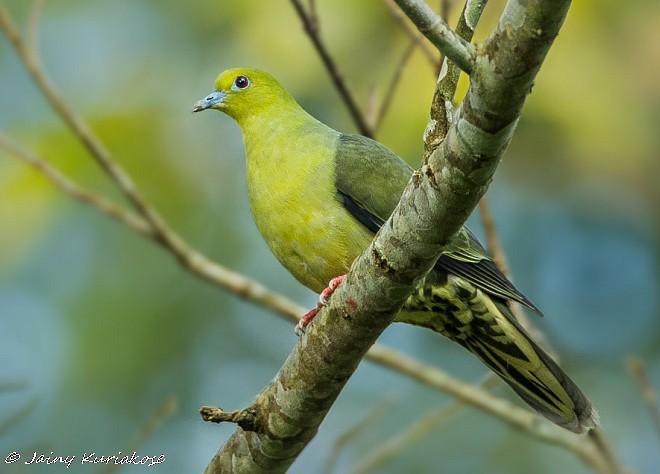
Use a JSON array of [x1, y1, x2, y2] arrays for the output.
[[296, 275, 346, 335], [319, 275, 346, 305], [295, 305, 320, 336]]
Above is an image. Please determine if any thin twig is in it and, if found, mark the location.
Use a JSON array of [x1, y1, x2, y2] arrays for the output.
[[0, 132, 153, 237], [372, 40, 416, 131], [199, 406, 260, 433], [307, 0, 318, 27], [587, 428, 627, 474], [0, 3, 184, 257], [423, 0, 488, 161], [0, 398, 37, 438], [290, 0, 374, 138], [323, 396, 395, 474], [628, 357, 660, 441], [351, 373, 498, 474], [366, 345, 616, 474], [393, 0, 476, 74], [0, 125, 620, 470], [441, 0, 453, 18], [365, 85, 380, 133], [476, 196, 555, 354], [102, 396, 178, 473], [437, 0, 454, 75], [27, 0, 45, 54], [382, 0, 439, 68], [478, 197, 510, 275], [1, 5, 624, 473]]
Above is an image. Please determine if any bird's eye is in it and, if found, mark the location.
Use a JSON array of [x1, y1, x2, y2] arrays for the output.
[[233, 75, 250, 90]]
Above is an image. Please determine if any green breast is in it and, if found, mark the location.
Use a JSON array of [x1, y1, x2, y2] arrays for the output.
[[243, 117, 372, 293]]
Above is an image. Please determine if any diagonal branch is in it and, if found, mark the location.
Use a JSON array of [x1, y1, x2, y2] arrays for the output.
[[351, 373, 497, 474], [423, 0, 488, 160], [1, 132, 580, 453], [205, 1, 581, 473], [0, 3, 186, 258], [290, 0, 374, 138], [26, 0, 44, 54], [370, 40, 417, 131], [5, 127, 617, 472], [382, 0, 440, 68], [0, 133, 153, 237], [2, 3, 624, 473], [477, 196, 555, 353], [0, 7, 570, 440], [393, 0, 476, 74], [628, 357, 660, 441]]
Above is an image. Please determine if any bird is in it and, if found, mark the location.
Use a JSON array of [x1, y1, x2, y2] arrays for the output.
[[193, 67, 598, 433]]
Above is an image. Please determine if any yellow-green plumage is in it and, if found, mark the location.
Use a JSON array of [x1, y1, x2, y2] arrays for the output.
[[194, 67, 598, 433]]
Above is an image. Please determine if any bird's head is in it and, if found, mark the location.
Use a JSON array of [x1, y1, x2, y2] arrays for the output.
[[193, 67, 294, 123]]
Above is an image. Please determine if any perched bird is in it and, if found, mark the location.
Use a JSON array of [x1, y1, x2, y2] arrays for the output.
[[193, 67, 598, 433]]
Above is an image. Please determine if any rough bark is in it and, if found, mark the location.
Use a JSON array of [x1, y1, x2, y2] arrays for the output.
[[204, 1, 572, 472]]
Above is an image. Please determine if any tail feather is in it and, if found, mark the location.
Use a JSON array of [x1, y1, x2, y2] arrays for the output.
[[401, 276, 598, 433], [465, 303, 598, 433]]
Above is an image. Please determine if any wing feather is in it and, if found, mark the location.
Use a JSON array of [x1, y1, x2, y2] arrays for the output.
[[334, 133, 540, 314]]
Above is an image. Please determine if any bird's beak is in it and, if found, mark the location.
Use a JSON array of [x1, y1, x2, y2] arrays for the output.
[[192, 90, 227, 112]]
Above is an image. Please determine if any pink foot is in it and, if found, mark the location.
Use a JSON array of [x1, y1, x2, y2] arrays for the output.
[[295, 275, 346, 335], [295, 304, 321, 335], [320, 275, 346, 305]]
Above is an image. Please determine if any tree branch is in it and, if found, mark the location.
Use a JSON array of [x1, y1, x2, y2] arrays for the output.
[[0, 3, 308, 326], [628, 357, 660, 441], [26, 0, 44, 54], [382, 0, 440, 69], [351, 373, 497, 474], [2, 3, 626, 473], [393, 0, 476, 74], [0, 3, 156, 224], [205, 1, 577, 472], [323, 396, 393, 474], [371, 40, 417, 131], [423, 0, 488, 159], [477, 195, 556, 354], [2, 128, 585, 456], [290, 0, 374, 138], [0, 132, 153, 237], [0, 8, 570, 442]]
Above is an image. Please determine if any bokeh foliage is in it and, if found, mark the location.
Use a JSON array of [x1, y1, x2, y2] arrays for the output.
[[1, 1, 659, 473]]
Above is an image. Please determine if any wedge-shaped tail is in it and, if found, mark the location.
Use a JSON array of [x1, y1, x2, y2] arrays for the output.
[[401, 276, 598, 433]]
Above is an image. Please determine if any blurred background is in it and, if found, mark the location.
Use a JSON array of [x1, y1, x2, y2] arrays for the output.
[[1, 0, 658, 472]]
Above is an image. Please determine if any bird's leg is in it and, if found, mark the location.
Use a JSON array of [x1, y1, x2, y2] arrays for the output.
[[295, 275, 346, 335], [320, 275, 346, 305]]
